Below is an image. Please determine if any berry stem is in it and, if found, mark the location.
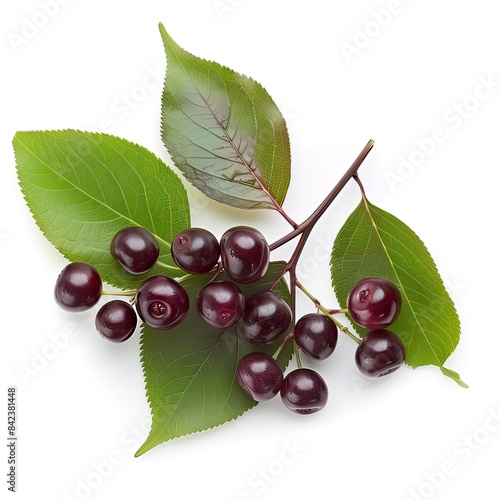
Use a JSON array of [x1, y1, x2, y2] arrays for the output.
[[287, 265, 303, 368], [293, 340, 303, 369], [329, 308, 348, 315], [295, 280, 361, 345], [175, 274, 194, 283], [156, 261, 184, 271], [272, 332, 294, 360], [102, 290, 136, 297]]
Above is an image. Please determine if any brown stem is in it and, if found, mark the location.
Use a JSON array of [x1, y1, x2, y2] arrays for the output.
[[268, 141, 374, 356], [270, 139, 374, 253]]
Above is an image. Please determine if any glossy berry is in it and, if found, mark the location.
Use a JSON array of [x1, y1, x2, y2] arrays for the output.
[[355, 329, 406, 378], [294, 313, 338, 360], [171, 228, 220, 275], [111, 226, 159, 274], [280, 369, 328, 415], [236, 352, 283, 402], [136, 275, 189, 329], [54, 262, 102, 312], [197, 281, 245, 329], [347, 277, 402, 330], [220, 226, 270, 284], [237, 291, 292, 345], [95, 300, 137, 342]]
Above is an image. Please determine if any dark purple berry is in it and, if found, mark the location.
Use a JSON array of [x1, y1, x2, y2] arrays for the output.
[[197, 281, 245, 329], [220, 226, 270, 284], [355, 329, 406, 378], [54, 262, 102, 312], [237, 291, 292, 345], [95, 300, 137, 342], [111, 226, 159, 274], [280, 369, 328, 415], [236, 352, 283, 402], [136, 275, 189, 329], [294, 313, 338, 360], [347, 277, 402, 330], [171, 227, 220, 275]]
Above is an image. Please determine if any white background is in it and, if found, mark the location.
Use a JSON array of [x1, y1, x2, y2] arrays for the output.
[[2, 1, 499, 499]]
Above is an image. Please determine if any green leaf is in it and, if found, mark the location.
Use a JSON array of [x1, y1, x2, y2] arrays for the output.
[[136, 261, 292, 456], [331, 198, 465, 386], [159, 23, 291, 211], [13, 130, 190, 290]]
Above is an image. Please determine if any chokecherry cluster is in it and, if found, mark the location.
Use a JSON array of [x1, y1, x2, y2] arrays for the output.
[[52, 225, 291, 344], [235, 312, 337, 414], [53, 221, 406, 414], [236, 276, 406, 414]]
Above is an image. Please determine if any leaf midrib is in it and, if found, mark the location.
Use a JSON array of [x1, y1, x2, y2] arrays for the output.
[[162, 32, 279, 208], [150, 329, 240, 441], [360, 197, 441, 365], [16, 134, 173, 250]]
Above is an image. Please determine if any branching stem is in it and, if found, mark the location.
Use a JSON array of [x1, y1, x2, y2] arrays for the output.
[[273, 139, 372, 326], [102, 290, 135, 297], [270, 140, 374, 254], [269, 141, 373, 354]]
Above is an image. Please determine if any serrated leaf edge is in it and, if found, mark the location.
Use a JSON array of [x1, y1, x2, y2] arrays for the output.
[[135, 262, 293, 456], [158, 23, 291, 211], [135, 323, 253, 457], [359, 196, 445, 366], [331, 198, 466, 387], [13, 129, 188, 287]]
